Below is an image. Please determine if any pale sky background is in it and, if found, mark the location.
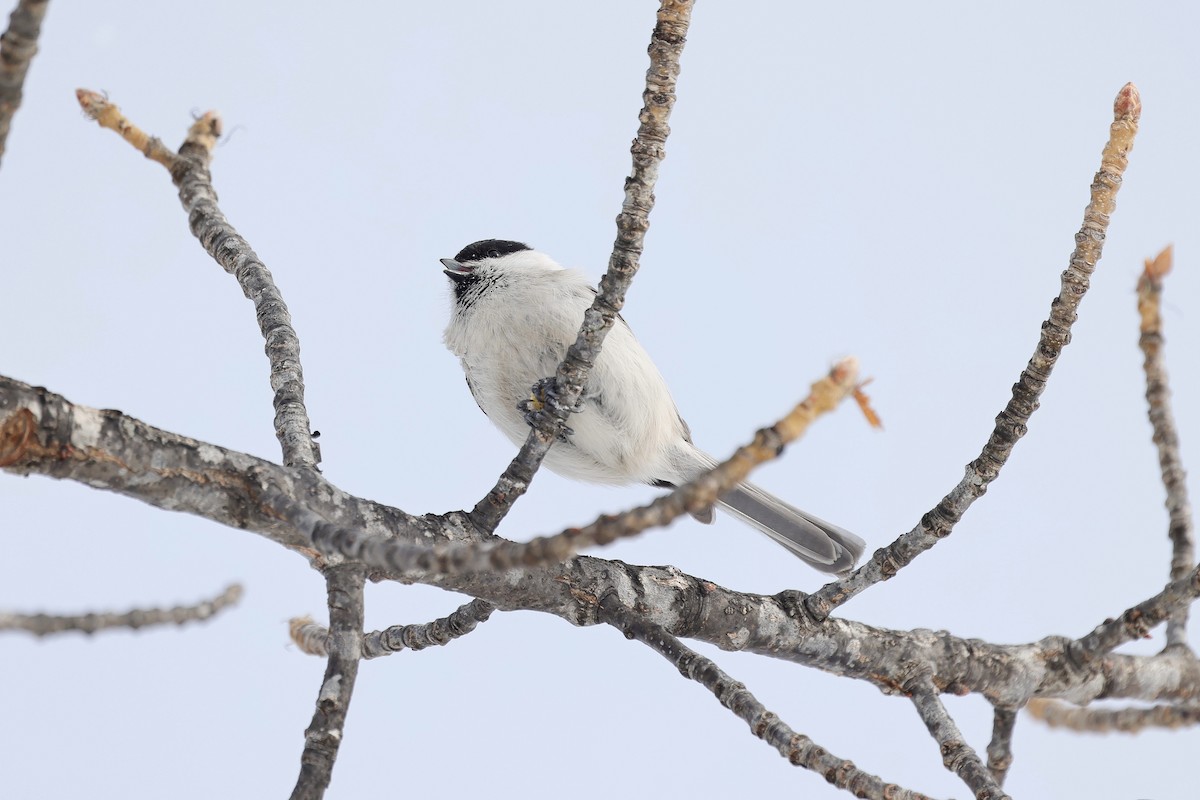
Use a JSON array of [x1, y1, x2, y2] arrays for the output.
[[3, 2, 1200, 798]]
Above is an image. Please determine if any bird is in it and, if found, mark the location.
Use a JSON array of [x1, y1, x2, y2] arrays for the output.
[[440, 239, 865, 574]]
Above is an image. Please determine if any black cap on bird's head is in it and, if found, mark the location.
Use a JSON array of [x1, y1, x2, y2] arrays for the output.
[[441, 240, 533, 303], [454, 239, 531, 264], [440, 239, 531, 281]]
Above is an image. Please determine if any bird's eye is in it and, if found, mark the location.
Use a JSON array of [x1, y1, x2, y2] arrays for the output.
[[487, 249, 500, 259]]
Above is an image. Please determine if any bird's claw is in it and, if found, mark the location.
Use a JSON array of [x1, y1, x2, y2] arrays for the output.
[[520, 378, 578, 442]]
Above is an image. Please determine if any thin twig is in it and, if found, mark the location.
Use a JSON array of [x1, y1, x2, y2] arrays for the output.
[[0, 583, 242, 636], [598, 595, 934, 800], [907, 671, 1010, 800], [1027, 698, 1200, 733], [274, 359, 858, 577], [1072, 563, 1200, 659], [1137, 245, 1194, 651], [0, 0, 49, 168], [470, 0, 693, 532], [290, 598, 495, 659], [75, 91, 319, 469], [986, 705, 1018, 786], [290, 563, 365, 800], [75, 90, 178, 169], [809, 83, 1143, 620]]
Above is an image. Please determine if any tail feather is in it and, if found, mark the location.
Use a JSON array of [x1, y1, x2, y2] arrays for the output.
[[667, 447, 866, 574], [717, 483, 865, 574]]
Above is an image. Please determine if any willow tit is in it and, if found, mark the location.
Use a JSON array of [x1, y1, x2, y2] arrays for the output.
[[441, 239, 865, 573]]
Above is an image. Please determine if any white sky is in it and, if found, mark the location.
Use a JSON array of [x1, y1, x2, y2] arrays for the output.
[[3, 2, 1199, 798]]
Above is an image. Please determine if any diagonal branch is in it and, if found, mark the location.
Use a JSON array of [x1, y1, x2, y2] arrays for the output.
[[906, 670, 1009, 800], [809, 82, 1143, 619], [1137, 245, 1194, 651], [1071, 562, 1200, 659], [75, 91, 319, 469], [290, 563, 365, 800], [0, 583, 242, 637], [470, 0, 693, 532], [290, 598, 495, 659], [274, 359, 858, 577], [597, 595, 934, 800], [0, 0, 49, 169]]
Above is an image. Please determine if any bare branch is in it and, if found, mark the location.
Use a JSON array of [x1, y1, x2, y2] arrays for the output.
[[75, 89, 179, 169], [7, 375, 1200, 713], [290, 563, 365, 800], [470, 0, 694, 532], [1027, 698, 1200, 733], [986, 705, 1018, 786], [0, 583, 242, 637], [598, 595, 934, 800], [290, 599, 495, 659], [0, 376, 335, 557], [1137, 244, 1194, 651], [275, 359, 858, 577], [809, 83, 1143, 619], [75, 91, 319, 469], [0, 0, 49, 168], [906, 671, 1009, 800], [1071, 563, 1200, 658]]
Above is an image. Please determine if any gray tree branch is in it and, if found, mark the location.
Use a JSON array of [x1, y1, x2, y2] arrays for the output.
[[907, 671, 1008, 800], [808, 83, 1143, 620], [290, 563, 365, 800], [1137, 245, 1194, 651], [290, 598, 495, 660], [0, 0, 48, 168], [597, 593, 935, 800], [0, 583, 241, 637], [75, 94, 319, 470], [4, 375, 1198, 711], [469, 0, 693, 533]]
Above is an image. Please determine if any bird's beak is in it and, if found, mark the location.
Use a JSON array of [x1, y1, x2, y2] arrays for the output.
[[441, 258, 474, 282]]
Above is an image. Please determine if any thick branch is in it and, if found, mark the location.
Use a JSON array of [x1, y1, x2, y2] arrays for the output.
[[6, 375, 1200, 713], [470, 0, 693, 532], [0, 375, 425, 563], [0, 0, 49, 168], [290, 563, 365, 800], [0, 583, 241, 637], [810, 82, 1143, 618], [1137, 245, 1194, 650]]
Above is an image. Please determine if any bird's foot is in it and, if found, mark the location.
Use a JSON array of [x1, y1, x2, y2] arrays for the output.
[[520, 377, 577, 442]]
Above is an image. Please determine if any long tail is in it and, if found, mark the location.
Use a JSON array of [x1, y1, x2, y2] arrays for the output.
[[717, 482, 865, 574]]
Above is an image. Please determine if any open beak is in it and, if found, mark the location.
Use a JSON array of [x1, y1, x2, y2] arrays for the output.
[[441, 258, 473, 281]]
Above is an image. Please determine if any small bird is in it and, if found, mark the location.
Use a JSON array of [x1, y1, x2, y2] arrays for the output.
[[441, 239, 865, 573]]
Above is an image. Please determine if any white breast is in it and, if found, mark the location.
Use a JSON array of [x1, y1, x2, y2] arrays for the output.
[[444, 265, 690, 485]]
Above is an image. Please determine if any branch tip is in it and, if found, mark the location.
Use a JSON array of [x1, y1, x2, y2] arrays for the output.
[[1114, 82, 1141, 120]]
